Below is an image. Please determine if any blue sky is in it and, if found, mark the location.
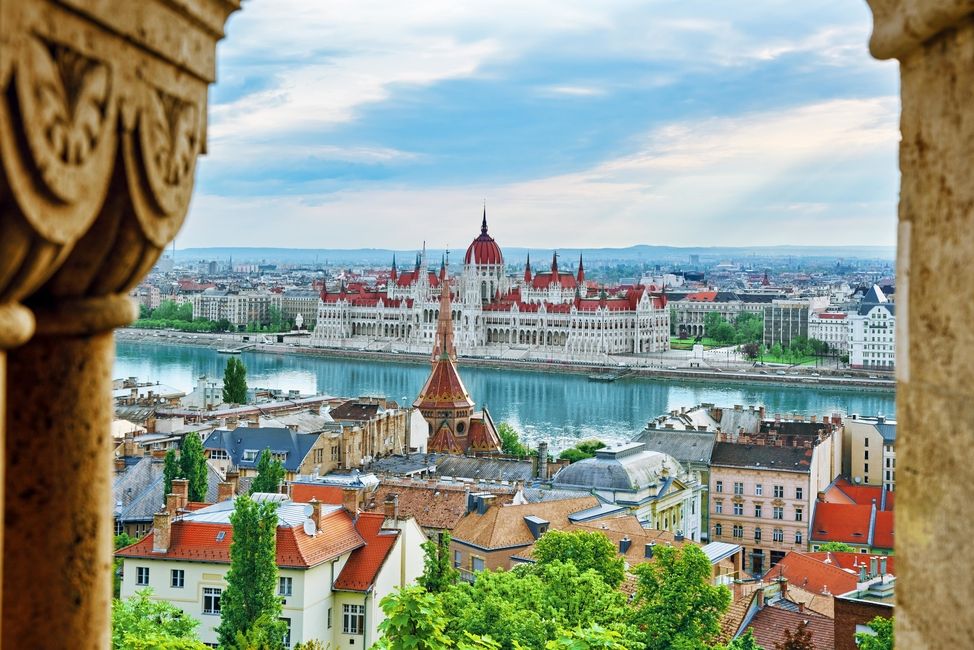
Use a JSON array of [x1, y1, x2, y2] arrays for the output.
[[179, 0, 899, 249]]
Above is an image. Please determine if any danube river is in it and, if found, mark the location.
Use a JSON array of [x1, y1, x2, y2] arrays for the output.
[[115, 341, 896, 450]]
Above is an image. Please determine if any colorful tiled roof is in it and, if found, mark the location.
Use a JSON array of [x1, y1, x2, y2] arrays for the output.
[[116, 506, 363, 568], [413, 360, 474, 411], [334, 513, 399, 591], [290, 484, 344, 505], [763, 551, 858, 596], [452, 496, 599, 550], [743, 604, 834, 650], [366, 482, 515, 531]]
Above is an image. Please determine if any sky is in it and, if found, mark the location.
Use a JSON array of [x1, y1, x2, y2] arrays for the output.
[[179, 0, 900, 250]]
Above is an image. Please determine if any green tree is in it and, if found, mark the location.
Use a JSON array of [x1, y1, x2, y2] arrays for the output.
[[226, 614, 288, 650], [113, 533, 137, 598], [163, 448, 181, 499], [217, 495, 284, 648], [223, 357, 249, 404], [558, 440, 605, 464], [817, 541, 855, 552], [176, 301, 194, 322], [179, 432, 208, 503], [628, 544, 731, 650], [532, 530, 625, 588], [376, 585, 453, 650], [774, 621, 814, 650], [112, 589, 205, 650], [250, 448, 286, 494], [420, 531, 459, 593], [268, 306, 284, 332], [152, 300, 179, 320], [544, 625, 628, 650], [854, 616, 893, 650], [498, 423, 529, 458], [714, 630, 765, 650], [770, 343, 783, 359], [292, 641, 328, 650], [712, 322, 736, 345]]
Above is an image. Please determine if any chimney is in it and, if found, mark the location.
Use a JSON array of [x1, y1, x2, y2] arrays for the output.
[[342, 486, 360, 514], [166, 493, 181, 514], [384, 494, 399, 521], [810, 414, 817, 423], [171, 478, 189, 508], [152, 511, 172, 553], [778, 576, 788, 598], [797, 601, 805, 613], [151, 448, 167, 459], [870, 556, 878, 578], [114, 457, 127, 472], [226, 469, 239, 496], [309, 498, 323, 530], [675, 530, 685, 542], [123, 432, 136, 457], [644, 542, 656, 559], [756, 589, 765, 609], [759, 406, 766, 421], [217, 481, 234, 502], [859, 565, 868, 583], [619, 536, 632, 554], [879, 556, 888, 575], [537, 441, 549, 479], [477, 494, 496, 515]]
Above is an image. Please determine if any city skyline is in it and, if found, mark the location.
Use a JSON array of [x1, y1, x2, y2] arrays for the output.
[[181, 1, 899, 249]]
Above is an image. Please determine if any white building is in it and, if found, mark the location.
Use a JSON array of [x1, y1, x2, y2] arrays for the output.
[[117, 491, 425, 648], [848, 285, 895, 370], [190, 290, 282, 327], [808, 311, 850, 353], [312, 212, 671, 358]]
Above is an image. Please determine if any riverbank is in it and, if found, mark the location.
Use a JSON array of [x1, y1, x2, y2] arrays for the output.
[[115, 328, 895, 392]]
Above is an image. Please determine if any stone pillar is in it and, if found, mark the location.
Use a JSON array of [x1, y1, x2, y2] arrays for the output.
[[866, 1, 974, 647], [0, 0, 239, 646]]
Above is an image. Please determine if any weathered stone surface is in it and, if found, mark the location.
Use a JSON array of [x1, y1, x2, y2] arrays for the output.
[[0, 0, 238, 646], [868, 2, 974, 647]]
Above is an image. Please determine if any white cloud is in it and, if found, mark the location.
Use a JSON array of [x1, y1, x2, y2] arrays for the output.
[[183, 97, 899, 249], [539, 85, 605, 97]]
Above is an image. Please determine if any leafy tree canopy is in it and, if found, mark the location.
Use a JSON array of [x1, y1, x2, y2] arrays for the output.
[[775, 621, 814, 650], [558, 440, 605, 464], [250, 448, 286, 495], [629, 544, 731, 650], [817, 541, 855, 552], [854, 616, 893, 650], [532, 530, 625, 588], [216, 495, 283, 648], [179, 432, 208, 502], [223, 357, 249, 404], [112, 589, 204, 650], [498, 423, 529, 459], [421, 532, 459, 593]]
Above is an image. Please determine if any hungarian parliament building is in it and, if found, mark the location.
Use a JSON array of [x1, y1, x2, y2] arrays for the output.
[[311, 213, 671, 358]]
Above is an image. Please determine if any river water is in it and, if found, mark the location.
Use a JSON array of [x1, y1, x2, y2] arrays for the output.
[[115, 341, 896, 450]]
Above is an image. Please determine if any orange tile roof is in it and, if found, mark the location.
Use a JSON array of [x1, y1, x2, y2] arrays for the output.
[[763, 551, 858, 596], [829, 478, 891, 509], [334, 513, 399, 592], [811, 503, 873, 545], [873, 510, 895, 549], [116, 508, 363, 568], [290, 484, 344, 505], [413, 359, 474, 411], [451, 496, 599, 550], [804, 551, 896, 575]]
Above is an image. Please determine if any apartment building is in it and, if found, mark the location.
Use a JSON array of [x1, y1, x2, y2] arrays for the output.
[[848, 285, 895, 370], [842, 415, 897, 490], [709, 416, 841, 575]]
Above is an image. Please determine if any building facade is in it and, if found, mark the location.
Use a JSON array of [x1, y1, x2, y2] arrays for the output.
[[191, 290, 282, 327], [842, 415, 896, 490], [709, 418, 841, 576], [808, 311, 850, 353], [312, 213, 670, 358], [848, 286, 895, 370], [763, 297, 829, 348]]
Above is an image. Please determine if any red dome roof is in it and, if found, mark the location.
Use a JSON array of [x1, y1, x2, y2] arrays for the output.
[[464, 210, 503, 266]]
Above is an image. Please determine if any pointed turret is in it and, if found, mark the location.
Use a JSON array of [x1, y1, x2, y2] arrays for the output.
[[524, 253, 533, 283], [551, 251, 559, 279], [431, 264, 456, 362], [577, 253, 585, 284], [391, 254, 398, 282], [481, 205, 488, 235]]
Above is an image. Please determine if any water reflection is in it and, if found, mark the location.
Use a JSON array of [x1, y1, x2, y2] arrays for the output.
[[115, 342, 896, 448]]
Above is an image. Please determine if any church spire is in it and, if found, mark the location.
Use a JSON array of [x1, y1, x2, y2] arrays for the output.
[[577, 252, 585, 284], [551, 251, 559, 279], [524, 253, 532, 283], [432, 265, 456, 362], [481, 203, 488, 235], [391, 254, 398, 281]]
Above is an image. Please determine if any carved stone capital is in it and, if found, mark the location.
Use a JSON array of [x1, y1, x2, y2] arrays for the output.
[[867, 0, 974, 60], [0, 304, 36, 349], [0, 0, 239, 332]]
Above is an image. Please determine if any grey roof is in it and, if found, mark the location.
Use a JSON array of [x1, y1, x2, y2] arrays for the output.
[[633, 428, 717, 465], [368, 454, 438, 476], [553, 443, 681, 492], [520, 487, 594, 503], [710, 441, 813, 473], [876, 423, 896, 443], [435, 455, 534, 482], [114, 405, 157, 425], [701, 541, 742, 564], [203, 427, 321, 472], [858, 284, 895, 315], [180, 499, 341, 527], [113, 456, 225, 523], [567, 502, 628, 522]]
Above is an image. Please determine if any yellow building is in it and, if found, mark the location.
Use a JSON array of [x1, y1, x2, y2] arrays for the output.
[[842, 415, 896, 490]]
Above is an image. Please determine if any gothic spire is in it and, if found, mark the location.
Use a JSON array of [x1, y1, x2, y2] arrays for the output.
[[577, 252, 585, 284], [481, 203, 488, 235], [431, 266, 457, 362]]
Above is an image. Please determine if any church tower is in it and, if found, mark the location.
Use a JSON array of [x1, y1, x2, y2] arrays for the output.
[[414, 264, 501, 454]]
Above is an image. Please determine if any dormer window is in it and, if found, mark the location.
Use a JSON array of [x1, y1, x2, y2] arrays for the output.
[[242, 449, 258, 462]]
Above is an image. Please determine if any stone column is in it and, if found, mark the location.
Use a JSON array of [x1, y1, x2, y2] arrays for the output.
[[866, 1, 974, 647], [0, 0, 238, 646]]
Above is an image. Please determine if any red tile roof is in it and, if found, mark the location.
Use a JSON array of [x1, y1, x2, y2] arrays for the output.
[[116, 508, 363, 568], [334, 513, 399, 591], [873, 510, 894, 549], [763, 551, 858, 596], [413, 359, 474, 411], [803, 551, 896, 575], [828, 478, 891, 509], [744, 605, 834, 650], [811, 503, 873, 545], [290, 484, 344, 505]]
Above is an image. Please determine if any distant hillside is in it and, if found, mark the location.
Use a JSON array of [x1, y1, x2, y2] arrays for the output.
[[171, 244, 895, 266]]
